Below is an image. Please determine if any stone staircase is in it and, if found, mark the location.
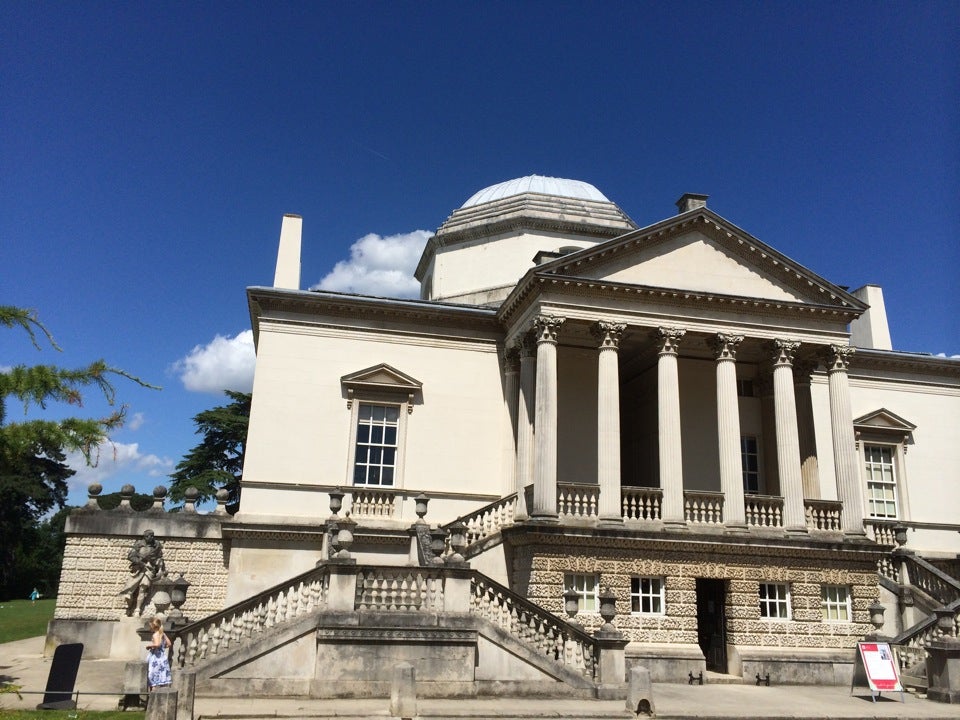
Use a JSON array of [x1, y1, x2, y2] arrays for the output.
[[875, 547, 960, 689], [168, 558, 614, 698]]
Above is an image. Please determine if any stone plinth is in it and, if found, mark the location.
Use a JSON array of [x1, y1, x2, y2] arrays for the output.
[[926, 638, 960, 704]]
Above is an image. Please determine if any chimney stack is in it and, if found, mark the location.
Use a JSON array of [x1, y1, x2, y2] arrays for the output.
[[675, 193, 709, 214], [273, 214, 302, 290]]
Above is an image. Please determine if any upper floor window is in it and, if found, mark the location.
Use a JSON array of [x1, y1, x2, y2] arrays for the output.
[[341, 363, 422, 489], [854, 408, 915, 521], [353, 403, 399, 486], [741, 436, 760, 494], [736, 378, 755, 397]]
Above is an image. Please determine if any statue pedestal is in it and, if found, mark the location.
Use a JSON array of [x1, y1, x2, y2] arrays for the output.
[[112, 616, 149, 660]]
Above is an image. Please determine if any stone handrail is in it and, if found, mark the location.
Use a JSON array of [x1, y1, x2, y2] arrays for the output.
[[744, 494, 783, 528], [444, 493, 518, 549], [684, 491, 724, 524], [805, 499, 842, 532], [558, 483, 598, 519], [892, 598, 960, 673], [470, 572, 597, 680], [170, 564, 329, 668], [899, 552, 960, 607], [621, 487, 662, 521]]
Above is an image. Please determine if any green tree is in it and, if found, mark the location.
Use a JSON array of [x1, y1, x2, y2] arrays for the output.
[[0, 306, 157, 600], [169, 390, 250, 511]]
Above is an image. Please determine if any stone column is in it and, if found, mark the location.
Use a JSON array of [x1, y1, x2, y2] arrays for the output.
[[793, 359, 821, 499], [532, 315, 564, 520], [592, 321, 626, 523], [771, 340, 807, 534], [503, 347, 520, 504], [515, 334, 537, 521], [710, 333, 746, 531], [656, 327, 686, 530], [825, 345, 866, 536]]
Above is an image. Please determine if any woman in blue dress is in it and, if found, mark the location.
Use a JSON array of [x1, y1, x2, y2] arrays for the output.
[[146, 616, 172, 690]]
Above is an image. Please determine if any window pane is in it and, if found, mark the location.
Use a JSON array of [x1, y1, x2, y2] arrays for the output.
[[353, 466, 366, 483], [385, 406, 400, 421], [385, 427, 397, 445], [383, 448, 396, 465], [382, 467, 394, 484], [371, 426, 383, 444], [357, 425, 370, 442], [369, 466, 381, 484], [372, 405, 385, 421]]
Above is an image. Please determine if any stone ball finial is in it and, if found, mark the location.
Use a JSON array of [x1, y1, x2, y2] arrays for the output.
[[184, 487, 199, 500], [89, 482, 103, 496], [153, 485, 168, 499], [183, 486, 199, 514], [120, 484, 135, 496]]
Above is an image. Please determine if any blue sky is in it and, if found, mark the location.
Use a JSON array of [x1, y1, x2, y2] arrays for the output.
[[3, 2, 958, 508]]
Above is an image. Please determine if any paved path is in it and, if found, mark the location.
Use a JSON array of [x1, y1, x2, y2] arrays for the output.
[[1, 636, 956, 719]]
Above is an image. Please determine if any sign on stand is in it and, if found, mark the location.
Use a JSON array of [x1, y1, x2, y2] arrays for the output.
[[850, 641, 904, 703]]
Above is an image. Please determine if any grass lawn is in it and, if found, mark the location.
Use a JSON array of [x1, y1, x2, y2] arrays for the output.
[[0, 712, 143, 720], [0, 600, 55, 644]]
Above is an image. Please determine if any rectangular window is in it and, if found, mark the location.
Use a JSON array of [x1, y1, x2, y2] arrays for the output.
[[865, 445, 898, 518], [759, 583, 790, 619], [741, 436, 760, 494], [630, 577, 664, 615], [353, 403, 400, 486], [564, 573, 599, 613], [736, 378, 755, 397], [821, 585, 851, 622]]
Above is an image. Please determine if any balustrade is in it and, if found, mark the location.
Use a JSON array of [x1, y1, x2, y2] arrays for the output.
[[354, 566, 445, 611], [804, 500, 843, 532], [621, 487, 662, 521], [744, 494, 784, 528], [470, 574, 596, 679], [172, 565, 329, 668], [558, 483, 598, 519], [684, 491, 724, 524], [349, 488, 399, 518]]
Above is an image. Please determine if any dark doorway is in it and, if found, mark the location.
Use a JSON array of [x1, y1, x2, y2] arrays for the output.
[[696, 579, 727, 673]]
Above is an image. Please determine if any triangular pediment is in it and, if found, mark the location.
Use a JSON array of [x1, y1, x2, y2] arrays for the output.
[[853, 408, 916, 433], [537, 209, 862, 309], [340, 364, 422, 393]]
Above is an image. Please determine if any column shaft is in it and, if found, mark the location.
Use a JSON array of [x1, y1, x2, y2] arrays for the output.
[[712, 335, 746, 529], [657, 327, 686, 528], [514, 336, 537, 520], [503, 348, 520, 504], [772, 340, 807, 533], [593, 322, 626, 522], [826, 346, 865, 535], [532, 316, 564, 519]]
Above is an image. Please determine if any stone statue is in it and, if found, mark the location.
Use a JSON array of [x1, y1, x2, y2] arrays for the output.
[[119, 529, 167, 616]]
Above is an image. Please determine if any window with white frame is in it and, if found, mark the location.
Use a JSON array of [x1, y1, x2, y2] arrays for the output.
[[741, 436, 760, 494], [630, 577, 664, 615], [341, 363, 421, 490], [864, 444, 898, 519], [353, 403, 400, 486], [758, 583, 790, 619], [821, 585, 851, 622], [564, 573, 599, 613]]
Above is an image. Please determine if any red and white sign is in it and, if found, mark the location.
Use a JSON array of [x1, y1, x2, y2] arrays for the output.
[[857, 642, 902, 692]]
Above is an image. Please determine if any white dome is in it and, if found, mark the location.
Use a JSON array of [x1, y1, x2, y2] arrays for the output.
[[461, 175, 609, 208]]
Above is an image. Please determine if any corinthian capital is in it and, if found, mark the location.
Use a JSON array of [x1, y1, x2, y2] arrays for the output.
[[823, 344, 855, 373], [503, 346, 521, 373], [708, 333, 744, 361], [770, 339, 801, 367], [654, 326, 686, 356], [591, 321, 626, 350], [533, 315, 565, 345]]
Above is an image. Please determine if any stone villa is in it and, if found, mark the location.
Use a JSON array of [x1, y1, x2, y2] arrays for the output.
[[50, 177, 960, 698]]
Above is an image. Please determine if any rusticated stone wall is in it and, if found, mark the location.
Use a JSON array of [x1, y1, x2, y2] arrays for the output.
[[55, 533, 228, 620], [511, 532, 877, 650], [53, 485, 230, 623]]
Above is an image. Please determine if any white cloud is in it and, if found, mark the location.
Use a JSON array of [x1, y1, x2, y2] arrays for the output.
[[934, 353, 960, 359], [66, 441, 174, 493], [127, 412, 146, 431], [313, 230, 431, 298], [173, 330, 255, 393]]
